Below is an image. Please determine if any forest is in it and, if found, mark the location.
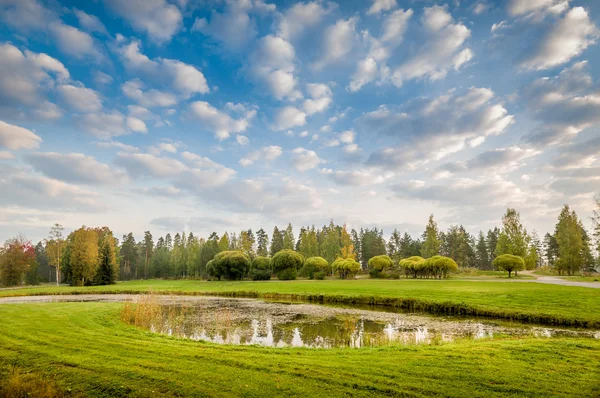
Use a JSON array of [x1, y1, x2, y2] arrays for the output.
[[1, 202, 599, 287]]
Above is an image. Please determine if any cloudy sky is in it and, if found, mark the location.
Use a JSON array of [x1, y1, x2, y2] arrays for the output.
[[0, 0, 599, 243]]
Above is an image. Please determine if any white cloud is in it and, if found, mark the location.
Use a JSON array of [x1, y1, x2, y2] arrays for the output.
[[116, 152, 188, 178], [0, 120, 42, 150], [240, 145, 282, 166], [348, 57, 378, 92], [0, 43, 69, 110], [57, 84, 103, 113], [521, 7, 598, 70], [392, 5, 471, 86], [321, 168, 391, 186], [188, 101, 256, 140], [273, 106, 306, 130], [291, 147, 323, 171], [367, 0, 397, 15], [314, 17, 358, 69], [49, 22, 102, 60], [118, 39, 209, 97], [278, 1, 333, 40], [104, 0, 182, 42], [339, 130, 355, 144], [303, 83, 332, 115], [0, 151, 14, 160], [122, 79, 178, 108], [438, 146, 540, 176], [74, 9, 108, 35], [0, 0, 56, 32], [78, 111, 147, 139], [507, 0, 569, 17], [363, 87, 514, 170], [250, 35, 300, 100], [523, 61, 600, 145], [236, 135, 249, 146], [95, 141, 139, 152], [192, 0, 275, 51], [25, 152, 127, 184]]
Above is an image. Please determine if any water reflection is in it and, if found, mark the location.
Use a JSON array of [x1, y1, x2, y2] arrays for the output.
[[138, 298, 599, 348]]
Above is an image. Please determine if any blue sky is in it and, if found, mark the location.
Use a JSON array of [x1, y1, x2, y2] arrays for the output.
[[0, 0, 599, 243]]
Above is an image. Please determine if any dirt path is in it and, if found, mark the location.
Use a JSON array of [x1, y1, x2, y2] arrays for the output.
[[521, 270, 600, 289]]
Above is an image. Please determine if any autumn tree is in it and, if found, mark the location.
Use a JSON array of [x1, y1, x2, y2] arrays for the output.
[[368, 255, 393, 278], [339, 225, 356, 260], [0, 236, 36, 286], [70, 227, 99, 286]]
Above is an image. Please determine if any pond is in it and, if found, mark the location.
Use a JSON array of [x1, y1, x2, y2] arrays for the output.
[[118, 295, 600, 348]]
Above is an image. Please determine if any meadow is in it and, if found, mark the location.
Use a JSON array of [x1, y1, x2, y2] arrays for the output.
[[2, 278, 600, 397]]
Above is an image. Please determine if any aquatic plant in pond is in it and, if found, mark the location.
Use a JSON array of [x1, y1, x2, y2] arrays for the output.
[[120, 296, 600, 349]]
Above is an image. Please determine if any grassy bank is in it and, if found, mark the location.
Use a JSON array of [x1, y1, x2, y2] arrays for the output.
[[1, 303, 599, 397], [2, 279, 600, 328]]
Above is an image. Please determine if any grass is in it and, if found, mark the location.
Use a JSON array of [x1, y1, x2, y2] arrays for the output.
[[2, 278, 600, 327], [0, 302, 599, 397]]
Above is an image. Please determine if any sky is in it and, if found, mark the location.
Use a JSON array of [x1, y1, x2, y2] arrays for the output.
[[0, 0, 599, 244]]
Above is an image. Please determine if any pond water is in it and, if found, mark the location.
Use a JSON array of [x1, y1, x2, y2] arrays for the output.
[[122, 296, 600, 348]]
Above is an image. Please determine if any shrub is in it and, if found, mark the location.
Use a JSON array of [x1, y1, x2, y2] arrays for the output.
[[208, 251, 251, 280], [314, 271, 326, 280], [301, 256, 329, 279], [331, 258, 361, 279], [493, 254, 525, 278], [423, 256, 459, 279], [250, 256, 272, 281], [272, 249, 304, 280], [399, 256, 425, 278], [368, 255, 393, 278]]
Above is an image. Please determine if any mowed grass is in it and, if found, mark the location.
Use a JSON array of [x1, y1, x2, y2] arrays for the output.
[[0, 303, 599, 397], [1, 279, 600, 327]]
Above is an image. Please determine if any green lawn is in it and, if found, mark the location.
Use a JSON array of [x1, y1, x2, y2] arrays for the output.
[[1, 303, 599, 397], [1, 278, 600, 327]]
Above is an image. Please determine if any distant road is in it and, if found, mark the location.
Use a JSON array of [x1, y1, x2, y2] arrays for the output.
[[521, 271, 600, 289]]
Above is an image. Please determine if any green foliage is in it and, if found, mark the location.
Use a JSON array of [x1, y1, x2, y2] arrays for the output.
[[495, 208, 529, 258], [272, 249, 304, 280], [421, 214, 440, 258], [70, 227, 99, 286], [320, 221, 341, 264], [331, 258, 361, 279], [208, 251, 251, 281], [300, 256, 329, 279], [269, 227, 284, 257], [250, 256, 272, 280], [313, 271, 326, 280], [368, 255, 393, 278], [399, 256, 425, 278], [493, 254, 525, 278], [359, 227, 386, 268], [94, 234, 118, 285], [423, 256, 459, 279]]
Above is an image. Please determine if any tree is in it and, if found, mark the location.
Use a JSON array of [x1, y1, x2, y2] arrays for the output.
[[70, 227, 99, 286], [0, 236, 36, 286], [339, 225, 356, 260], [143, 231, 154, 280], [34, 241, 52, 283], [272, 249, 304, 280], [421, 215, 440, 258], [299, 226, 319, 258], [250, 256, 272, 280], [543, 232, 559, 267], [94, 233, 117, 285], [475, 231, 490, 270], [331, 258, 361, 279], [283, 223, 295, 250], [46, 223, 66, 286], [368, 255, 393, 278], [239, 229, 256, 258], [208, 251, 251, 280], [218, 232, 230, 252], [321, 221, 341, 265], [423, 256, 459, 279], [524, 244, 538, 271], [493, 254, 525, 278], [555, 205, 584, 275], [399, 256, 425, 279], [495, 209, 529, 257], [200, 233, 220, 278], [256, 228, 269, 257], [120, 233, 138, 280], [360, 227, 386, 269], [387, 229, 402, 265], [270, 226, 284, 256], [300, 256, 329, 279]]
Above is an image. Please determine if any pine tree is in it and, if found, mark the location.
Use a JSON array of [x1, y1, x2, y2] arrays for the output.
[[555, 205, 583, 275], [256, 229, 269, 257], [475, 231, 490, 269], [270, 226, 284, 256], [283, 223, 295, 250], [421, 214, 440, 258]]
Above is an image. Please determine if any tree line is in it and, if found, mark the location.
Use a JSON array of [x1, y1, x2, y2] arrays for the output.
[[1, 200, 599, 286]]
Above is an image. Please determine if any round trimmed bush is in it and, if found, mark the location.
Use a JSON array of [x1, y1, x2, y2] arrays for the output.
[[300, 256, 329, 279], [250, 256, 272, 280], [399, 256, 425, 278], [424, 255, 459, 279], [209, 251, 251, 280], [272, 249, 304, 280], [331, 258, 361, 279], [314, 271, 326, 280], [368, 255, 393, 278], [493, 254, 525, 278]]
